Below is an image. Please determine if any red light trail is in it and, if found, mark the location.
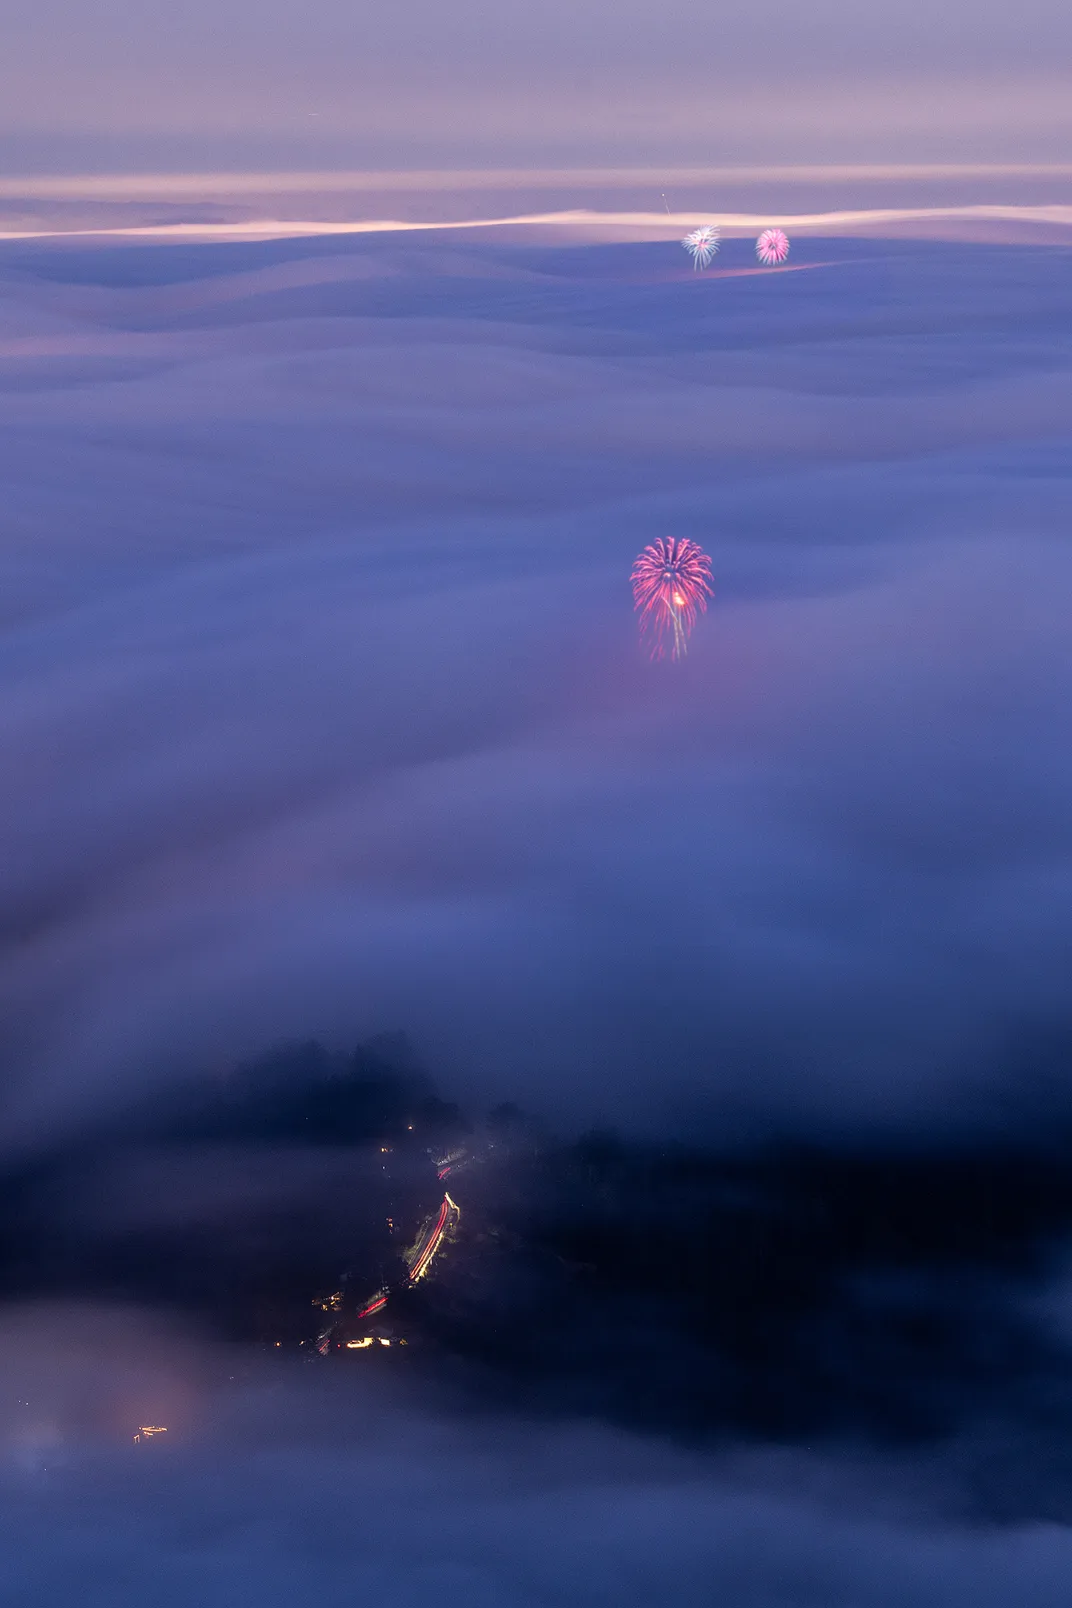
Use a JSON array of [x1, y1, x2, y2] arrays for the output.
[[354, 1293, 388, 1320], [347, 1192, 458, 1331], [408, 1197, 450, 1282]]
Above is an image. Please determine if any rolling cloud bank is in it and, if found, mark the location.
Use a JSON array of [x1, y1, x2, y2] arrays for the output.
[[2, 222, 1072, 1602]]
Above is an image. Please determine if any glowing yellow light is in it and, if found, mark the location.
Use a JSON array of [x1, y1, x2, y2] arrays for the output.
[[673, 591, 686, 607], [346, 1338, 375, 1349]]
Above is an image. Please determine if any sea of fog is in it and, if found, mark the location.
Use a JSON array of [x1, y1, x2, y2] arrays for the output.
[[1, 222, 1072, 1603]]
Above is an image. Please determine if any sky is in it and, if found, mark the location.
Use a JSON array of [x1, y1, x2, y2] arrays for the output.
[[4, 0, 1072, 170]]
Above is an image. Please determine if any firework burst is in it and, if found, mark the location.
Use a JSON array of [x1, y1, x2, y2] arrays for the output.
[[631, 537, 714, 660], [756, 227, 790, 266], [682, 225, 720, 270]]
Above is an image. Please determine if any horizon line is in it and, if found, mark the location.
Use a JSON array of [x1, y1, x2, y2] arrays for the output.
[[4, 204, 1072, 246], [3, 163, 1072, 200]]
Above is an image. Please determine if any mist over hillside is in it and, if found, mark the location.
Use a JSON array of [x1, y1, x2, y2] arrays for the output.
[[5, 1027, 1072, 1499]]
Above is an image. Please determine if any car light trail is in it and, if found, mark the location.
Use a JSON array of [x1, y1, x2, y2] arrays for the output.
[[344, 1192, 460, 1344], [408, 1197, 450, 1282], [354, 1293, 388, 1320]]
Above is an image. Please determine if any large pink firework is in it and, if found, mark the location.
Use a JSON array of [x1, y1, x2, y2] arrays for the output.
[[756, 227, 790, 266], [631, 537, 714, 660]]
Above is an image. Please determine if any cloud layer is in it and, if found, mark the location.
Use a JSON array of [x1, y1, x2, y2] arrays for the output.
[[1, 229, 1072, 1147], [2, 1308, 1072, 1607], [3, 211, 1072, 1607]]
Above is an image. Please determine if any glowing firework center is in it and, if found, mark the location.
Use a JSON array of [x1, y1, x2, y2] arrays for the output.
[[631, 538, 714, 661]]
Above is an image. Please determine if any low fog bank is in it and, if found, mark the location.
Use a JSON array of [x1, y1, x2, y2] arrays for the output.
[[3, 166, 1072, 1608], [1, 1305, 1072, 1608], [2, 233, 1072, 1577], [5, 167, 1072, 238], [0, 231, 1072, 1151]]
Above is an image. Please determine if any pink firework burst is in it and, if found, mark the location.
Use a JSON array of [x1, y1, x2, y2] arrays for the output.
[[756, 228, 790, 266], [631, 537, 714, 660]]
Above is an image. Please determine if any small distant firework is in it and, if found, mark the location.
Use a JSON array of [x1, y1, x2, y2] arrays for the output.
[[756, 227, 790, 266], [631, 537, 714, 660], [682, 225, 720, 270]]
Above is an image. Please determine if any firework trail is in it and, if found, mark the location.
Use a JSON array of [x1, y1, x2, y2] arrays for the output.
[[631, 537, 714, 660], [682, 225, 720, 269], [756, 227, 790, 265]]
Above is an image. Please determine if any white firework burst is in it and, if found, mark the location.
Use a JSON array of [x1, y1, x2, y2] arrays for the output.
[[681, 225, 720, 270]]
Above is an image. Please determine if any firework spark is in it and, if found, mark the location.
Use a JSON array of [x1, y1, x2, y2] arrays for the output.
[[756, 228, 790, 266], [682, 225, 720, 270], [631, 537, 714, 660]]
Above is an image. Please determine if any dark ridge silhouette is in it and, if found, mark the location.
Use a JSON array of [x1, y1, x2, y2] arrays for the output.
[[0, 1036, 465, 1342], [406, 1127, 1072, 1450], [4, 1034, 1072, 1454]]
